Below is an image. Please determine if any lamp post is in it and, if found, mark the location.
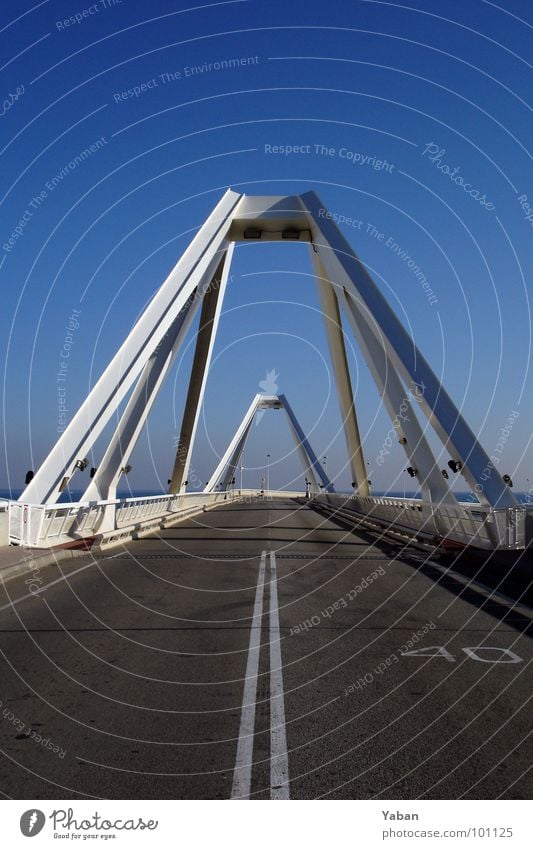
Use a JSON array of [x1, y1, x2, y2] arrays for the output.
[[266, 453, 271, 495], [240, 452, 244, 492]]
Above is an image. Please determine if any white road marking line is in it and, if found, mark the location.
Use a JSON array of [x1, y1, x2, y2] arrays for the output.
[[269, 550, 290, 800], [231, 550, 266, 800]]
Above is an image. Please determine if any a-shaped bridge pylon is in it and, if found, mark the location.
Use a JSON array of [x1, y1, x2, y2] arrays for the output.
[[19, 189, 519, 527], [204, 394, 333, 494]]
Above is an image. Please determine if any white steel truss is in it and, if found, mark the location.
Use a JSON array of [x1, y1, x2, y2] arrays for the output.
[[19, 190, 519, 512]]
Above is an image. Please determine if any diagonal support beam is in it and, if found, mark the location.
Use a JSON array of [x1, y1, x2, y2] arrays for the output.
[[20, 189, 242, 504], [311, 249, 369, 495], [302, 190, 518, 509], [337, 288, 456, 504], [278, 394, 333, 492], [169, 245, 234, 493], [81, 260, 223, 503], [204, 394, 333, 494], [204, 394, 260, 493]]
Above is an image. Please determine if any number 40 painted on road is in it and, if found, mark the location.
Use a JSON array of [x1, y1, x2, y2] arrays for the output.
[[401, 646, 523, 663]]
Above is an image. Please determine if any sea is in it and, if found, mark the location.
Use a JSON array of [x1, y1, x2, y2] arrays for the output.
[[1, 488, 532, 505]]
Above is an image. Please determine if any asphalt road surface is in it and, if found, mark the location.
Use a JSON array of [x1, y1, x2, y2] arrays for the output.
[[0, 498, 531, 799]]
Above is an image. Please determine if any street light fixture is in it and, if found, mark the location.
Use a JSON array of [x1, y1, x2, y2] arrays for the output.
[[366, 461, 372, 491], [266, 453, 271, 494], [448, 459, 462, 474]]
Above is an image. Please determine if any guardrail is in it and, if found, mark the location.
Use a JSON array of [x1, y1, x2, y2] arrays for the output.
[[8, 489, 252, 549], [7, 489, 526, 551], [313, 493, 526, 550], [0, 500, 9, 546]]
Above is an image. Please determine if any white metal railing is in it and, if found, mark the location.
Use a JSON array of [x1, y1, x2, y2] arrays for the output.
[[8, 489, 249, 548], [0, 500, 9, 546], [6, 489, 526, 550], [314, 493, 526, 550]]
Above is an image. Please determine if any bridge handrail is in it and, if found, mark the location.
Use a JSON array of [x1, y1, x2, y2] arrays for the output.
[[6, 489, 525, 550], [315, 493, 525, 550], [7, 489, 246, 548]]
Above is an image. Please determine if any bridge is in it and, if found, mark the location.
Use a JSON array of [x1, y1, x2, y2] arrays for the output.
[[0, 192, 531, 800], [4, 191, 526, 552]]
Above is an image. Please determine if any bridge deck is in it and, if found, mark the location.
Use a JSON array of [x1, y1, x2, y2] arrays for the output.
[[0, 499, 531, 799]]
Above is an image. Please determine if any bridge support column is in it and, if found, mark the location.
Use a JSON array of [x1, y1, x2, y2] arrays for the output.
[[278, 394, 332, 493], [81, 306, 196, 502], [169, 245, 234, 494], [204, 394, 332, 494], [19, 189, 242, 505], [303, 190, 518, 510], [311, 250, 369, 496], [338, 289, 456, 506], [81, 252, 231, 503], [205, 394, 260, 493]]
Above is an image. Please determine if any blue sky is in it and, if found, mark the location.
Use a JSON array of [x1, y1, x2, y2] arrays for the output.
[[1, 0, 532, 496]]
